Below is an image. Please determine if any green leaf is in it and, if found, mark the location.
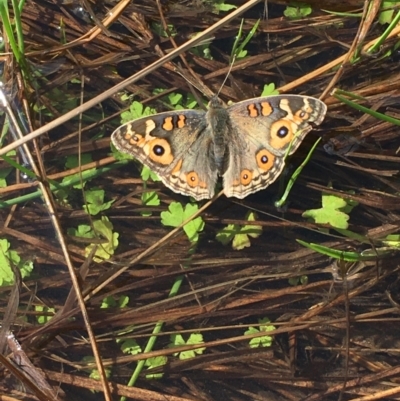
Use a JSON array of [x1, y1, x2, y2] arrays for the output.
[[70, 217, 119, 262], [297, 240, 374, 261], [379, 1, 397, 24], [145, 356, 167, 379], [212, 0, 237, 12], [169, 333, 206, 360], [168, 92, 183, 106], [83, 188, 114, 215], [284, 3, 312, 19], [161, 202, 204, 243], [141, 166, 160, 182], [120, 339, 142, 355], [382, 234, 400, 248], [245, 318, 276, 348], [141, 191, 160, 216], [36, 305, 55, 324], [302, 191, 358, 230], [0, 167, 12, 188], [82, 356, 112, 380], [261, 83, 279, 96], [101, 294, 128, 309], [120, 101, 157, 124], [216, 211, 262, 250], [0, 239, 34, 285]]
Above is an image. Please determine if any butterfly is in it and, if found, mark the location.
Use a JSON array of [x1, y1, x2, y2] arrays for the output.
[[111, 95, 327, 201]]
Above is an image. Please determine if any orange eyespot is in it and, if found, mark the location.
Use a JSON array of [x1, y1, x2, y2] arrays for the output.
[[240, 169, 253, 186], [256, 149, 275, 171], [146, 138, 173, 164], [186, 172, 206, 188], [270, 120, 294, 149]]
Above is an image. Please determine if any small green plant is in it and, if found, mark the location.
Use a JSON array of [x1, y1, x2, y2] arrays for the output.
[[284, 2, 312, 19], [302, 190, 358, 230], [0, 167, 13, 188], [161, 202, 205, 243], [35, 305, 55, 324], [169, 333, 206, 359], [68, 216, 119, 262], [261, 83, 280, 96], [0, 239, 33, 285], [120, 100, 157, 124], [82, 356, 112, 381], [83, 188, 114, 215], [161, 92, 198, 111], [212, 0, 237, 13], [145, 356, 168, 379], [216, 211, 262, 250], [151, 22, 177, 38], [379, 1, 400, 24], [245, 318, 276, 348], [230, 19, 260, 61], [101, 295, 129, 309]]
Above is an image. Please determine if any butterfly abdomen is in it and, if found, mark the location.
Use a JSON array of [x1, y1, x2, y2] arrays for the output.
[[207, 97, 231, 173]]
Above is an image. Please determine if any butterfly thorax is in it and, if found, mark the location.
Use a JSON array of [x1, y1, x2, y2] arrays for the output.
[[206, 97, 231, 173]]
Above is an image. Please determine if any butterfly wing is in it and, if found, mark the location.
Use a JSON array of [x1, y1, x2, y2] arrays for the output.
[[111, 109, 218, 200], [223, 95, 327, 198]]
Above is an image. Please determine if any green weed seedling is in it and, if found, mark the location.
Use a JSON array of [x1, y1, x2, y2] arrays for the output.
[[245, 318, 276, 348], [378, 1, 400, 25], [284, 3, 312, 19], [212, 0, 237, 13], [334, 90, 400, 126], [261, 83, 280, 97], [162, 92, 198, 111], [216, 211, 262, 250], [0, 166, 13, 188], [0, 238, 33, 286], [81, 356, 112, 383], [120, 100, 157, 125], [151, 22, 177, 38], [161, 202, 205, 243], [302, 190, 358, 230], [83, 188, 114, 216], [68, 216, 119, 262], [35, 305, 55, 324], [101, 295, 129, 309], [275, 138, 321, 209], [169, 333, 206, 360], [145, 356, 168, 379], [230, 19, 260, 61]]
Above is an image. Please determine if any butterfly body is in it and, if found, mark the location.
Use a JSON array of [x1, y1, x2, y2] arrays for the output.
[[111, 95, 327, 201]]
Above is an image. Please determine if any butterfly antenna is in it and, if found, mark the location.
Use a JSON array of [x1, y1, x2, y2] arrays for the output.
[[217, 54, 236, 97]]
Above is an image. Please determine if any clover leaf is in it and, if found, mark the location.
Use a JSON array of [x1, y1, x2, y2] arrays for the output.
[[216, 211, 262, 250], [161, 202, 204, 243]]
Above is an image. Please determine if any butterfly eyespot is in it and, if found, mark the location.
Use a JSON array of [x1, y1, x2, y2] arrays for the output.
[[296, 110, 309, 120], [270, 120, 294, 149], [256, 149, 275, 171], [187, 171, 199, 187], [146, 139, 173, 165], [277, 126, 289, 138], [240, 169, 253, 185], [186, 172, 207, 188], [153, 145, 165, 155]]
